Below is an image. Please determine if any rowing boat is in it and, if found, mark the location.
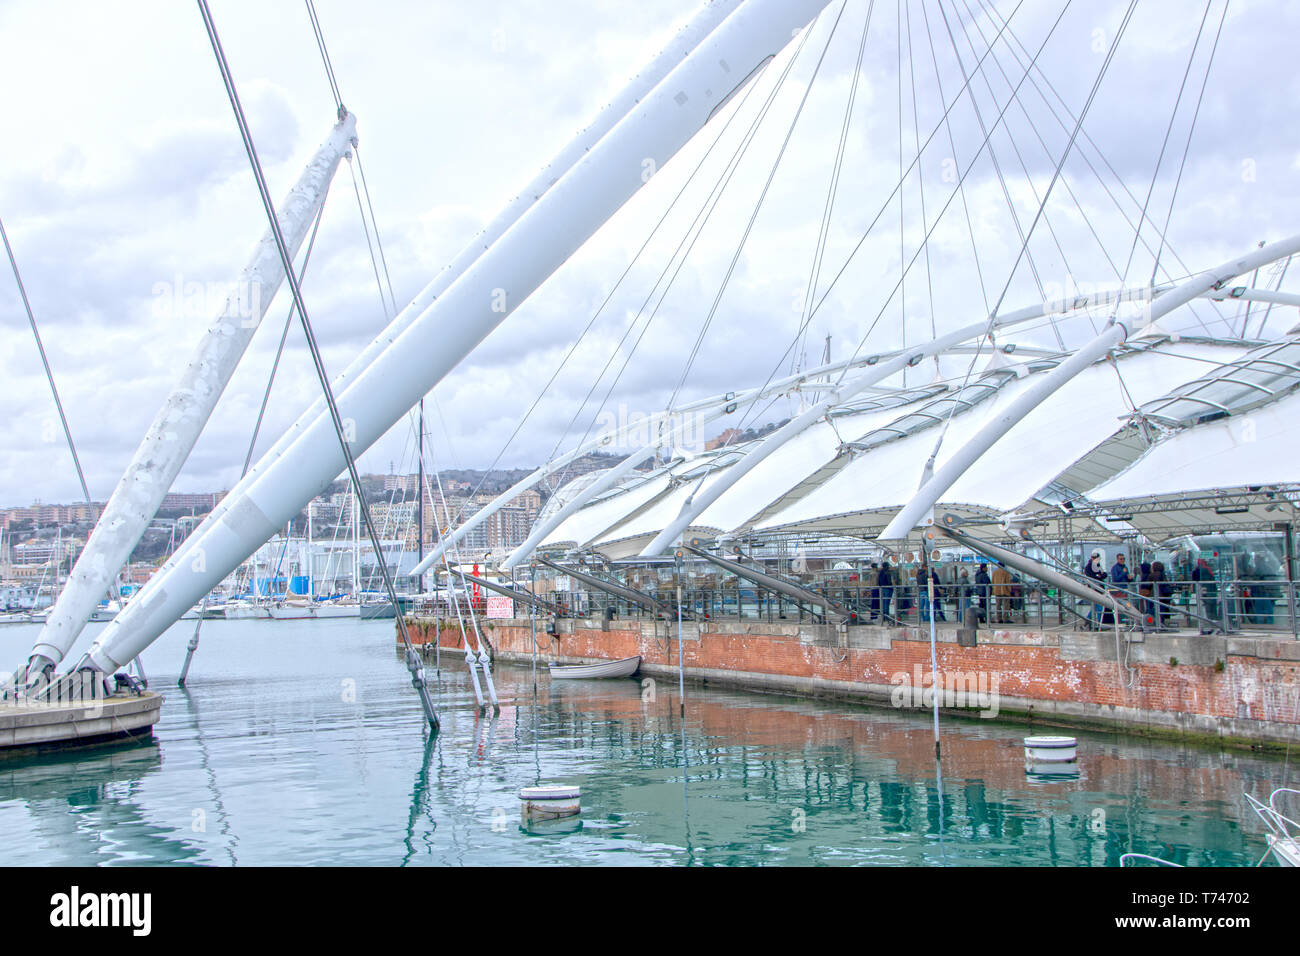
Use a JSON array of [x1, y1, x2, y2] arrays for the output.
[[547, 655, 640, 679]]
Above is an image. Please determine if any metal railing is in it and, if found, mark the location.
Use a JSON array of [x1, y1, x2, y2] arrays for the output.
[[526, 575, 1300, 638]]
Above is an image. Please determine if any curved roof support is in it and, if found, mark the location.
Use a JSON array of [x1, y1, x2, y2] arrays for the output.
[[503, 394, 789, 570], [421, 342, 923, 577], [503, 437, 675, 571], [636, 326, 982, 557], [880, 233, 1300, 542], [938, 520, 1142, 621]]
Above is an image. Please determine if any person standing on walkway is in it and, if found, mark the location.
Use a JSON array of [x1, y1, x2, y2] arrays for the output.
[[1084, 550, 1108, 628], [1192, 558, 1219, 629], [992, 561, 1013, 624], [930, 565, 947, 621], [974, 563, 992, 622], [876, 561, 894, 622], [1151, 561, 1172, 627], [1110, 553, 1131, 588], [1110, 553, 1132, 623]]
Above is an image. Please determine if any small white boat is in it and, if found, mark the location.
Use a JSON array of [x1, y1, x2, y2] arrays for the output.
[[548, 655, 640, 679]]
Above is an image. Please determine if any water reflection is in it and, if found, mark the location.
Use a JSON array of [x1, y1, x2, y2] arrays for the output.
[[176, 687, 239, 865], [0, 738, 207, 865], [0, 620, 1289, 866]]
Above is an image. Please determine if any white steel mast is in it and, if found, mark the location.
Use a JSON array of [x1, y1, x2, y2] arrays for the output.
[[79, 0, 838, 675], [151, 0, 746, 594], [24, 113, 357, 678]]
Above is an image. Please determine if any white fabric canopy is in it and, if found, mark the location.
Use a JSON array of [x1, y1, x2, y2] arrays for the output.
[[1089, 386, 1300, 501], [540, 469, 676, 548], [757, 342, 1244, 532], [538, 341, 1251, 553]]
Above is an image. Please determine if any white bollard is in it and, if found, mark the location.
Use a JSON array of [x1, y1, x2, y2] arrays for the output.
[[1024, 735, 1078, 774], [519, 785, 581, 823]]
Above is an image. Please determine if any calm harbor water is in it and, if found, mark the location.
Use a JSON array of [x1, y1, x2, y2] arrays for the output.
[[0, 618, 1292, 866]]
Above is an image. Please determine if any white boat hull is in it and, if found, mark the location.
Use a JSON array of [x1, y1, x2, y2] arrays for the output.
[[548, 655, 640, 679], [267, 602, 360, 619], [221, 603, 271, 620]]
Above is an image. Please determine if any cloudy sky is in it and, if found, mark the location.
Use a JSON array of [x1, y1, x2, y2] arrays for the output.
[[1, 0, 1296, 510]]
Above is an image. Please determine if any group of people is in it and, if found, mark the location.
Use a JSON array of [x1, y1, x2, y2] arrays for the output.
[[858, 560, 1018, 624], [1082, 550, 1219, 628]]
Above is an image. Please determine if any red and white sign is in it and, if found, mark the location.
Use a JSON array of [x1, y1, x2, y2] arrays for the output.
[[486, 594, 515, 619]]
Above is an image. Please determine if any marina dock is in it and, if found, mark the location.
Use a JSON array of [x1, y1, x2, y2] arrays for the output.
[[0, 691, 162, 757]]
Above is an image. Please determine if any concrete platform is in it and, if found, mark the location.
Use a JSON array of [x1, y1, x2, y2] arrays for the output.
[[0, 692, 163, 758]]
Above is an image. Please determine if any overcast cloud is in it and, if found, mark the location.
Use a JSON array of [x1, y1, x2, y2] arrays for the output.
[[1, 0, 1297, 509]]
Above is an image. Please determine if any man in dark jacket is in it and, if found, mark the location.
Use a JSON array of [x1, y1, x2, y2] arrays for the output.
[[974, 564, 992, 621], [877, 561, 893, 621], [929, 566, 947, 621], [1110, 553, 1131, 587], [1151, 561, 1172, 627], [1192, 558, 1218, 629]]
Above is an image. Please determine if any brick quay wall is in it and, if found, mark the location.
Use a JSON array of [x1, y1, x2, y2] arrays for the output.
[[400, 616, 1300, 752]]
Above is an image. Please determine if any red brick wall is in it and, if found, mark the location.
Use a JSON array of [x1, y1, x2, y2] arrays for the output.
[[404, 619, 1299, 728]]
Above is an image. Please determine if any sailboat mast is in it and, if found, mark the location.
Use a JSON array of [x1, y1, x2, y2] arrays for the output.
[[352, 481, 359, 600], [307, 500, 314, 598]]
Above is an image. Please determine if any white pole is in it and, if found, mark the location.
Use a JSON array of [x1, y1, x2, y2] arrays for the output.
[[925, 557, 940, 759], [529, 563, 537, 690], [83, 0, 837, 674], [307, 501, 314, 598], [676, 547, 686, 717], [25, 114, 356, 674]]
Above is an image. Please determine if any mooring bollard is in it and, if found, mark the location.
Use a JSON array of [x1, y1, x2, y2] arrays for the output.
[[1024, 735, 1078, 775], [519, 785, 581, 823], [957, 606, 979, 647]]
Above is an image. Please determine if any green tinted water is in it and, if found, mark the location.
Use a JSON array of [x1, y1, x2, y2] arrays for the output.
[[0, 619, 1290, 865]]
